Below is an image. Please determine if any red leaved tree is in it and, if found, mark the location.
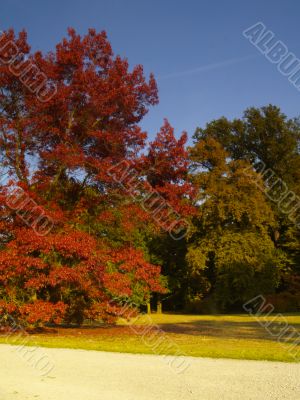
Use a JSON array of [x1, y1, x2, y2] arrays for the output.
[[0, 28, 168, 327]]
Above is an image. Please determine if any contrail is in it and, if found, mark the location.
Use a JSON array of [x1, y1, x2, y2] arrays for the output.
[[157, 54, 258, 80]]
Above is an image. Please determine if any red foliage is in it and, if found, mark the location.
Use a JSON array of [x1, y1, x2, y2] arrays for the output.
[[0, 28, 188, 327], [19, 301, 67, 325], [0, 225, 165, 325], [141, 119, 196, 217]]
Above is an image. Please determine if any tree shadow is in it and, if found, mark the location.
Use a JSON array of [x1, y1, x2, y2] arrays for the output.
[[154, 319, 300, 345]]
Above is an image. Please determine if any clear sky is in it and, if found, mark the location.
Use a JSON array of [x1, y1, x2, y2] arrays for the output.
[[2, 0, 300, 143]]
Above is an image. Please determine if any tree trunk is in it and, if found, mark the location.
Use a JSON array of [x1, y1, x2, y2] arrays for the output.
[[147, 302, 151, 314], [157, 300, 162, 314]]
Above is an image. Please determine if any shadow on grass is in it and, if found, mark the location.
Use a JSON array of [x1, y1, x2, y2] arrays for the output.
[[6, 315, 300, 347], [154, 319, 300, 344]]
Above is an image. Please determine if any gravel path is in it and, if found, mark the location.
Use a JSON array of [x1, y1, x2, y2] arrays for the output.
[[0, 344, 299, 399]]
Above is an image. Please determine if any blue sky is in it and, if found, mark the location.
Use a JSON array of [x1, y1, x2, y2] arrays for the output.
[[2, 0, 300, 143]]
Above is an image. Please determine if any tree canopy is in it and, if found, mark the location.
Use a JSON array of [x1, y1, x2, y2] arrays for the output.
[[0, 29, 299, 326]]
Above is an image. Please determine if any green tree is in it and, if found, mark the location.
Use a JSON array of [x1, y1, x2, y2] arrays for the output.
[[193, 105, 300, 309], [186, 137, 285, 311], [194, 105, 300, 189]]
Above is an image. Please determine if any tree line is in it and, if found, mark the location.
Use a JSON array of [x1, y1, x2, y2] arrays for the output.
[[0, 28, 299, 326]]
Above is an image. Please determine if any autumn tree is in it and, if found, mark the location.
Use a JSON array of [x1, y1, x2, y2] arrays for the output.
[[140, 120, 195, 310], [0, 28, 166, 326]]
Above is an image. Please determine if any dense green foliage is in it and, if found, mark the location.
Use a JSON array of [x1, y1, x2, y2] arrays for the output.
[[183, 105, 300, 313]]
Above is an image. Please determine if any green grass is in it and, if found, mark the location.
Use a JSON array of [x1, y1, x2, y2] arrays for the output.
[[1, 313, 300, 363]]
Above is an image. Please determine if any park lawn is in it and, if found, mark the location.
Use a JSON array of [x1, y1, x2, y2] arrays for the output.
[[0, 313, 299, 363]]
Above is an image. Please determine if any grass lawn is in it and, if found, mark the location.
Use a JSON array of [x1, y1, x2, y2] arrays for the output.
[[0, 313, 299, 363]]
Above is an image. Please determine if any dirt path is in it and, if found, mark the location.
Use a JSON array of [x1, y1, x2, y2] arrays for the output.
[[0, 344, 299, 399]]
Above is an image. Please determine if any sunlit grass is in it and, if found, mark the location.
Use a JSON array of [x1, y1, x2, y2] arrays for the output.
[[0, 313, 299, 363]]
